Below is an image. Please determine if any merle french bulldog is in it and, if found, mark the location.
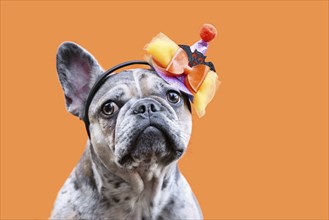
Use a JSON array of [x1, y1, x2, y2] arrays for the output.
[[50, 42, 203, 219]]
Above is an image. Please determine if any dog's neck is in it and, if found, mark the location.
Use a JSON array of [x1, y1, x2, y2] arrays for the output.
[[87, 142, 179, 217]]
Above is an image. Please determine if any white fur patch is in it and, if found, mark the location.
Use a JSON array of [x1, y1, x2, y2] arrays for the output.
[[133, 70, 143, 97]]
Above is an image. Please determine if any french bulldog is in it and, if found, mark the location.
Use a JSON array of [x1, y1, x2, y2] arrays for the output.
[[50, 42, 203, 219]]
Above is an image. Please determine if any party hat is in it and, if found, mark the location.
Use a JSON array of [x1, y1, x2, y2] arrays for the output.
[[145, 23, 220, 117]]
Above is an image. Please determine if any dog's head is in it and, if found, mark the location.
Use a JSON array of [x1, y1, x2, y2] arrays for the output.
[[56, 42, 192, 172]]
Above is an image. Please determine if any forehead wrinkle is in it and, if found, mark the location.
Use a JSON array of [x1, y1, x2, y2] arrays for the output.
[[90, 84, 132, 115], [100, 84, 131, 102]]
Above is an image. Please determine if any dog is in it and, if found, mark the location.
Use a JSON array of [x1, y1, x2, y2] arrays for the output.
[[50, 42, 203, 219]]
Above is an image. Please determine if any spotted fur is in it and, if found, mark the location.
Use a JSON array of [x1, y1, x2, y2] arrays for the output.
[[51, 42, 203, 219]]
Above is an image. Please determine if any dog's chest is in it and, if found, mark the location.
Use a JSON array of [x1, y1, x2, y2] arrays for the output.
[[92, 164, 170, 219], [51, 150, 203, 220]]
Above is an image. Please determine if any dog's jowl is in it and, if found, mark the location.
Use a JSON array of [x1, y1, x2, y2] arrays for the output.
[[50, 42, 203, 219]]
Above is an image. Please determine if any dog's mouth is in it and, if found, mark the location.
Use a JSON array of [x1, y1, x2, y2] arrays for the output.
[[117, 124, 184, 168]]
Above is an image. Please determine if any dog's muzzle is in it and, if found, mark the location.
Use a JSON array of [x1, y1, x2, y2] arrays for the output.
[[116, 97, 184, 167]]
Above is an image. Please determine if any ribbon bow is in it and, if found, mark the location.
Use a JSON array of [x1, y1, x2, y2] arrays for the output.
[[151, 48, 210, 94]]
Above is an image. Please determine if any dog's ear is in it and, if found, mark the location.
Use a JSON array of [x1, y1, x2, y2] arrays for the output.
[[56, 42, 104, 118]]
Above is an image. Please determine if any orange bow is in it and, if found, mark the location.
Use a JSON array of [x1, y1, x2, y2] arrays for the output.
[[151, 48, 210, 93]]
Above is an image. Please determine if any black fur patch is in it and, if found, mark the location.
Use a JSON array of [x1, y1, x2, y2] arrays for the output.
[[114, 182, 121, 188], [73, 180, 80, 190], [112, 197, 120, 203], [162, 179, 168, 190]]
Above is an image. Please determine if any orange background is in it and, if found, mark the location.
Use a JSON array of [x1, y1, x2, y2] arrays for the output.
[[1, 1, 328, 219]]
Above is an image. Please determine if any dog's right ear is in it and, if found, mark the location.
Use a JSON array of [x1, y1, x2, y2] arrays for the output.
[[56, 42, 104, 118]]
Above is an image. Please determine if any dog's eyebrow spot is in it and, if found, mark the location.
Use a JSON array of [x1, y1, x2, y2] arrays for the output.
[[112, 89, 125, 100], [157, 82, 166, 88], [155, 81, 178, 94], [155, 82, 167, 92]]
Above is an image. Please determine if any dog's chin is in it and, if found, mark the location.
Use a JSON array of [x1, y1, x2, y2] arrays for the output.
[[117, 126, 184, 169]]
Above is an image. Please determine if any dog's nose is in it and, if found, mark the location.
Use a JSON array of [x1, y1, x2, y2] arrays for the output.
[[132, 99, 161, 116]]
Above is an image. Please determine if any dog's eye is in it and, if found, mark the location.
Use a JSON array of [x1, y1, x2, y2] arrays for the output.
[[102, 101, 119, 115], [166, 91, 181, 104]]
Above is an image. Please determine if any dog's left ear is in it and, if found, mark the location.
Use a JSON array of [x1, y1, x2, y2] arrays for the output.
[[56, 42, 104, 118]]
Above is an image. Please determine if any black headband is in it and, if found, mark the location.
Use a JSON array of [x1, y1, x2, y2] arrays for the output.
[[83, 60, 153, 139]]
